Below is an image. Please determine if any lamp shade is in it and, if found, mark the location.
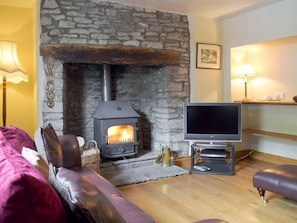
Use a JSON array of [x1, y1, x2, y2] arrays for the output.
[[0, 40, 27, 84], [237, 64, 255, 77]]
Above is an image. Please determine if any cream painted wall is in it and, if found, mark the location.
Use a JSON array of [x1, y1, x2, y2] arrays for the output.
[[221, 0, 297, 159], [188, 15, 223, 102], [186, 15, 224, 154], [222, 0, 297, 101], [231, 37, 297, 102], [0, 5, 37, 137]]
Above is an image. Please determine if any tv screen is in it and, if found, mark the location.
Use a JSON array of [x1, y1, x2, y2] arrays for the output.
[[183, 102, 242, 143]]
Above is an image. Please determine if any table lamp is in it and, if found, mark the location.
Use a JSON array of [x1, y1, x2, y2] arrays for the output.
[[237, 64, 255, 101], [0, 40, 27, 126]]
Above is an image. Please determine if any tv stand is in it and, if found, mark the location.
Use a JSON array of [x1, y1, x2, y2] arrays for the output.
[[190, 143, 235, 175]]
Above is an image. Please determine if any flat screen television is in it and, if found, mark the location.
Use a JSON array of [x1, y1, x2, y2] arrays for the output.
[[183, 102, 242, 144]]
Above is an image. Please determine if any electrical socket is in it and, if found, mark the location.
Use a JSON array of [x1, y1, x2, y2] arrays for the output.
[[275, 92, 285, 100]]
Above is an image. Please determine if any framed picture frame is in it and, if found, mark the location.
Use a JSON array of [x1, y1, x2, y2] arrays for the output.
[[196, 43, 222, 70]]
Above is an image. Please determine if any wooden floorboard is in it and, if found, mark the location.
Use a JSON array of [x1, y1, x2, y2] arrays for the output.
[[119, 157, 297, 223]]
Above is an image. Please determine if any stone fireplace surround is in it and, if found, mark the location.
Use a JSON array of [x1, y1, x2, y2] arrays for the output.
[[40, 0, 190, 155]]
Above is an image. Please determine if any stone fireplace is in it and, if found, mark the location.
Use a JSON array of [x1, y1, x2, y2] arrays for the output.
[[39, 0, 190, 155]]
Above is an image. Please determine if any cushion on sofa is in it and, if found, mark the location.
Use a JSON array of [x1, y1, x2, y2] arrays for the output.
[[35, 123, 63, 167], [58, 135, 82, 171], [53, 167, 126, 223], [0, 133, 67, 223], [0, 125, 36, 153], [22, 146, 49, 179]]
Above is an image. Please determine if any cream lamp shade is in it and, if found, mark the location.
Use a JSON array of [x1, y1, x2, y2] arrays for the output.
[[0, 40, 27, 126], [0, 40, 27, 84], [237, 64, 255, 77]]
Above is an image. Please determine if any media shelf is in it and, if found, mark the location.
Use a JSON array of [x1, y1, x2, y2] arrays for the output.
[[190, 143, 235, 175]]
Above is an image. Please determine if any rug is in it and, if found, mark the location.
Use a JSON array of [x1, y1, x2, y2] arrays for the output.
[[100, 163, 189, 187]]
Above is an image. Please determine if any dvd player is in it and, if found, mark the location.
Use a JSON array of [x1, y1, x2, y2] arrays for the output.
[[200, 149, 227, 158]]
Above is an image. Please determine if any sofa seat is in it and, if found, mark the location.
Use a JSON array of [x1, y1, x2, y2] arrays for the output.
[[78, 166, 123, 197], [68, 166, 154, 222]]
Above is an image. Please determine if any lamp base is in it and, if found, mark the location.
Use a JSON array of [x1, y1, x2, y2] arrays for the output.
[[242, 98, 251, 102], [2, 76, 6, 127]]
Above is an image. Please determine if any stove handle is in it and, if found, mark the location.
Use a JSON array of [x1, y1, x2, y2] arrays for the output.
[[119, 147, 126, 153]]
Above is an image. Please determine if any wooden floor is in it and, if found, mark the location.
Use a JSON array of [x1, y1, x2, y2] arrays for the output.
[[119, 157, 297, 223]]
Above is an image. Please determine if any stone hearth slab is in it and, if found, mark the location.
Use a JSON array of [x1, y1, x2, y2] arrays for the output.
[[100, 151, 189, 187], [101, 163, 189, 187]]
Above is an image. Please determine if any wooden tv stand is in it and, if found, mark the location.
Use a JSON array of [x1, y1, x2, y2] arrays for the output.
[[190, 143, 235, 175]]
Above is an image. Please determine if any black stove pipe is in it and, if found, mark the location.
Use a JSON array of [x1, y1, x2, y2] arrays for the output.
[[102, 64, 111, 101]]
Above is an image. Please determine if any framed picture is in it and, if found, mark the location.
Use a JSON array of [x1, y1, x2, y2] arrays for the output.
[[196, 43, 222, 70]]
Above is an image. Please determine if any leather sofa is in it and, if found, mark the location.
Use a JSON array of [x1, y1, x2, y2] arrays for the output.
[[253, 164, 297, 203], [0, 124, 154, 223], [34, 123, 155, 223]]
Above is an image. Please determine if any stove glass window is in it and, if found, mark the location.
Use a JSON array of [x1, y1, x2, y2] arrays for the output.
[[107, 125, 134, 144]]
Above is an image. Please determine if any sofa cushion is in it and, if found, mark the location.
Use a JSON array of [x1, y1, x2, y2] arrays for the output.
[[21, 146, 49, 179], [0, 134, 67, 223], [58, 135, 82, 171], [0, 125, 36, 153], [35, 123, 63, 167], [53, 167, 125, 223]]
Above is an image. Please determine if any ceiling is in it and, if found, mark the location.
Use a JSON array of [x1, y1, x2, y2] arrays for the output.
[[92, 0, 283, 18], [1, 0, 283, 18]]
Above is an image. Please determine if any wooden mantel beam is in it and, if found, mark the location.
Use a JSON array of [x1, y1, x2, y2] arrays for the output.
[[40, 44, 180, 66]]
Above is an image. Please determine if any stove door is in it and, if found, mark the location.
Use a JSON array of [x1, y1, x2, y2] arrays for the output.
[[94, 118, 138, 159]]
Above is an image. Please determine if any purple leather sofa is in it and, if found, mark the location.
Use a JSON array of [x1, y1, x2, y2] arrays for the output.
[[34, 123, 155, 223], [0, 124, 154, 223]]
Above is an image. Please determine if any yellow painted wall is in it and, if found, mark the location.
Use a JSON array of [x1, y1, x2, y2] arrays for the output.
[[0, 5, 37, 137]]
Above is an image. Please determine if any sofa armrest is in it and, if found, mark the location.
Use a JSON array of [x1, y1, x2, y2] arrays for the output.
[[58, 135, 81, 171]]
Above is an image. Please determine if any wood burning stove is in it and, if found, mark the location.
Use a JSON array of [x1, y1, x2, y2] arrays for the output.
[[93, 64, 140, 161], [94, 101, 140, 161]]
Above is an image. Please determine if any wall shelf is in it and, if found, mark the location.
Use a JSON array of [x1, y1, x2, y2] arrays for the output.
[[243, 129, 297, 142], [235, 100, 297, 106]]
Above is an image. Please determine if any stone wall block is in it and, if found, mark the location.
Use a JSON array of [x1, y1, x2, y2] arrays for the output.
[[58, 20, 75, 28], [43, 0, 59, 9]]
